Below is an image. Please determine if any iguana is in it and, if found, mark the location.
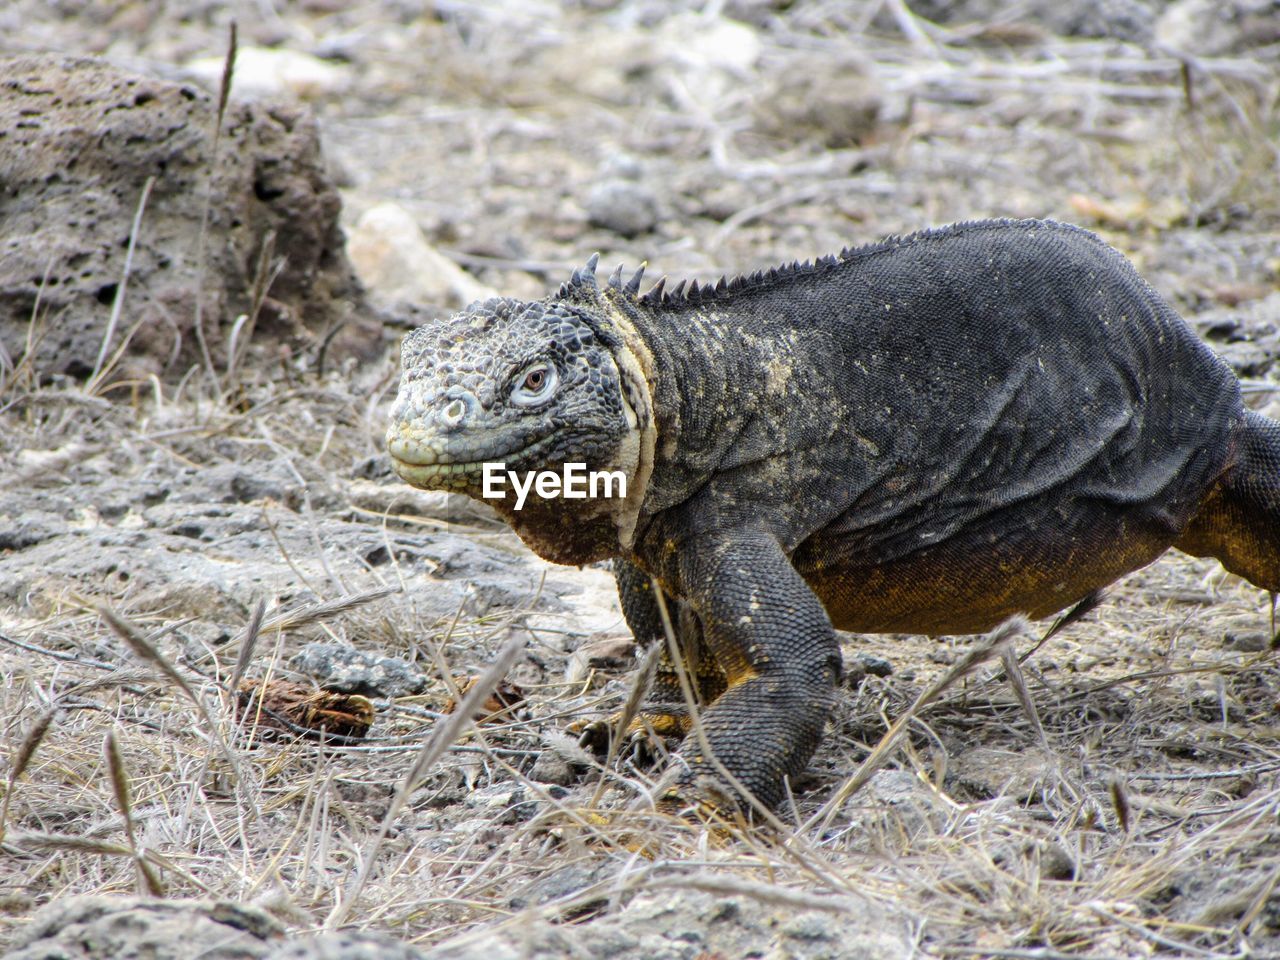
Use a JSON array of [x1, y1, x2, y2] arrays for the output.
[[385, 218, 1280, 813]]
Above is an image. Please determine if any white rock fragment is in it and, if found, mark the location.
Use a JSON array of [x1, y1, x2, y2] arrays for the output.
[[527, 562, 625, 642], [662, 12, 762, 77], [347, 202, 497, 309], [657, 13, 763, 103], [184, 46, 352, 99], [15, 442, 98, 481]]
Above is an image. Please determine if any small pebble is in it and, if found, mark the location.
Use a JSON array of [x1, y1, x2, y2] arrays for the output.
[[584, 180, 661, 237]]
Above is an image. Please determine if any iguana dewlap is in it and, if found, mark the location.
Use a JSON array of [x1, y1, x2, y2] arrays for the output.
[[386, 219, 1280, 812]]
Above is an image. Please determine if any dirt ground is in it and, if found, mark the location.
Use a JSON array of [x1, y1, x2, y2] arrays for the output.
[[2, 1, 1280, 957]]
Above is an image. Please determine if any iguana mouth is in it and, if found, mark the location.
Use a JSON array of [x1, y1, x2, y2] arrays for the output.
[[386, 431, 557, 488]]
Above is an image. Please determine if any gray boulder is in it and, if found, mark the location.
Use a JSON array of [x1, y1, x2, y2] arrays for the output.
[[5, 896, 283, 959], [0, 54, 378, 382]]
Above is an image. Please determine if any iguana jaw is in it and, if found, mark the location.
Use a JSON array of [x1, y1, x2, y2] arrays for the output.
[[385, 428, 556, 491]]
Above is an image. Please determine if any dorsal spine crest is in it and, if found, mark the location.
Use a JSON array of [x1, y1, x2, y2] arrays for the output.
[[608, 219, 1085, 310]]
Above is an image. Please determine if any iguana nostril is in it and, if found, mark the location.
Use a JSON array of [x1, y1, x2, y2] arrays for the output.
[[442, 398, 466, 426]]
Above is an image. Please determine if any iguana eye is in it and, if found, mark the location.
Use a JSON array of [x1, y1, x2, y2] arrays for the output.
[[511, 362, 558, 406]]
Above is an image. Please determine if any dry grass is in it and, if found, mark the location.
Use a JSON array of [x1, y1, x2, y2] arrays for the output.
[[1, 2, 1279, 956]]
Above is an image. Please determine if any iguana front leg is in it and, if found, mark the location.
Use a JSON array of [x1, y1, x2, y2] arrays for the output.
[[658, 530, 842, 814]]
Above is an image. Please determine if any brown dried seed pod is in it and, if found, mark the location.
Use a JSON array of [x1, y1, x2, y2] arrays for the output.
[[236, 678, 374, 744]]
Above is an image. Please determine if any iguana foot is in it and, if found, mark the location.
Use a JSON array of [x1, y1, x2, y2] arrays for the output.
[[574, 705, 691, 765], [648, 773, 765, 836]]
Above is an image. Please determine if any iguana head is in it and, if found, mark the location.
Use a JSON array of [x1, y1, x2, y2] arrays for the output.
[[385, 257, 655, 561]]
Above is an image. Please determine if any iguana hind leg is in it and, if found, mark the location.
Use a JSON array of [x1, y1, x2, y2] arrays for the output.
[[578, 561, 726, 757], [1176, 410, 1280, 591], [633, 603, 727, 734]]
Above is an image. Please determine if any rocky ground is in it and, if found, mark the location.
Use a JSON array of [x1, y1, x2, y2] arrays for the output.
[[1, 1, 1280, 958]]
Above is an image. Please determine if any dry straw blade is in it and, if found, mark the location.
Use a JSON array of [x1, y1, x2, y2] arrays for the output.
[[104, 728, 165, 896], [256, 586, 399, 634], [808, 616, 1029, 834], [228, 598, 266, 693], [0, 710, 54, 842], [326, 634, 526, 929], [99, 605, 242, 781]]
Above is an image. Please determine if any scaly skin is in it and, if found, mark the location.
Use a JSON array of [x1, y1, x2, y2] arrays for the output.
[[386, 219, 1280, 815]]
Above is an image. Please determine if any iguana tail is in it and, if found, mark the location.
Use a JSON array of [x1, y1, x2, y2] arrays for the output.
[[1176, 410, 1280, 591]]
